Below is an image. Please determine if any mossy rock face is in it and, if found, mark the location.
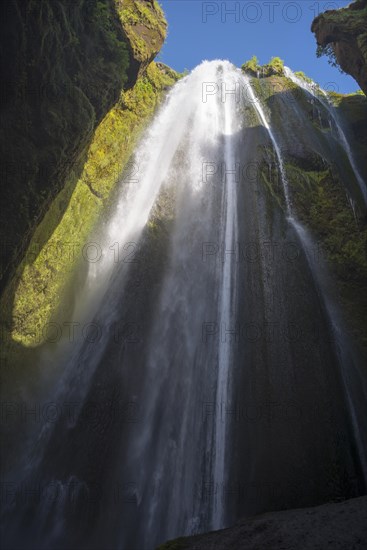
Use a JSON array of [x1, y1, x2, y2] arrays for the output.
[[1, 62, 179, 349], [328, 92, 367, 147], [242, 56, 285, 78], [118, 0, 167, 77], [287, 159, 367, 346], [0, 0, 167, 292], [294, 71, 314, 84], [0, 0, 170, 374], [312, 0, 367, 94], [250, 74, 367, 352]]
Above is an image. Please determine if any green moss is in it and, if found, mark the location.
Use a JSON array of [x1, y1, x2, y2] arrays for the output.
[[285, 161, 367, 348], [259, 150, 284, 209], [250, 76, 263, 101], [265, 56, 285, 76], [241, 55, 260, 76], [319, 0, 367, 24], [312, 1, 367, 92], [117, 0, 167, 63], [327, 92, 367, 164], [0, 0, 170, 297], [2, 62, 179, 347], [240, 72, 367, 350], [316, 43, 345, 72], [0, 0, 133, 289], [294, 71, 314, 84], [242, 56, 285, 77]]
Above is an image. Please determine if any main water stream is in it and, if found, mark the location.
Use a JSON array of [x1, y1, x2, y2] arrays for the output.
[[2, 60, 367, 550]]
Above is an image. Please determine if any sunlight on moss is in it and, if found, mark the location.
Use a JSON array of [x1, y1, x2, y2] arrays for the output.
[[10, 62, 179, 347], [118, 0, 167, 62]]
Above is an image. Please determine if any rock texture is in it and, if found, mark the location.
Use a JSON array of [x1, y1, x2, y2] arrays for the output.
[[1, 61, 178, 349], [157, 496, 367, 549], [0, 0, 166, 290], [311, 0, 367, 95]]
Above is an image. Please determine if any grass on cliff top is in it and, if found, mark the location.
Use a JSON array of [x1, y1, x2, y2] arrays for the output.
[[5, 62, 179, 347], [242, 56, 285, 77], [322, 0, 367, 22], [294, 71, 314, 84], [327, 90, 367, 106]]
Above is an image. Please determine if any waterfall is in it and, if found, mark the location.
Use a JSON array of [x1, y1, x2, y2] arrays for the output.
[[243, 74, 292, 214], [3, 60, 245, 549], [115, 61, 244, 546], [248, 70, 367, 485], [287, 219, 367, 481], [4, 65, 223, 478], [2, 61, 367, 550], [284, 67, 367, 204], [212, 67, 239, 528]]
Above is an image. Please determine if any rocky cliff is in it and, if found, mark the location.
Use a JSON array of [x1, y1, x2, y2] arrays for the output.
[[1, 4, 367, 548], [0, 1, 179, 368], [239, 59, 367, 355], [0, 0, 166, 290], [311, 0, 367, 95], [258, 73, 367, 353], [157, 495, 367, 549]]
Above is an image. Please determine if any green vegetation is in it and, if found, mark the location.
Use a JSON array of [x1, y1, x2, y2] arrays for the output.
[[247, 73, 367, 350], [285, 161, 367, 347], [312, 0, 367, 93], [241, 55, 260, 76], [118, 0, 167, 63], [294, 71, 314, 84], [2, 62, 179, 348], [316, 43, 345, 73], [0, 0, 134, 288], [0, 0, 169, 289], [242, 56, 285, 77], [266, 56, 285, 75], [0, 0, 173, 353], [327, 92, 367, 154]]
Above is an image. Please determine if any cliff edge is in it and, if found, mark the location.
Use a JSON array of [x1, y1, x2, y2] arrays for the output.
[[312, 0, 367, 94]]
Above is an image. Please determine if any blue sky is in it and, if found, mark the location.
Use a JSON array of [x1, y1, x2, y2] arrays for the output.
[[158, 0, 359, 94]]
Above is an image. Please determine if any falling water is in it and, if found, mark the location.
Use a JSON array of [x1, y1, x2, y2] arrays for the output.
[[2, 60, 245, 549], [116, 61, 244, 546], [284, 67, 367, 204], [287, 218, 367, 481], [2, 61, 367, 550], [212, 67, 239, 528], [248, 70, 367, 485], [6, 64, 229, 479], [243, 74, 292, 213]]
